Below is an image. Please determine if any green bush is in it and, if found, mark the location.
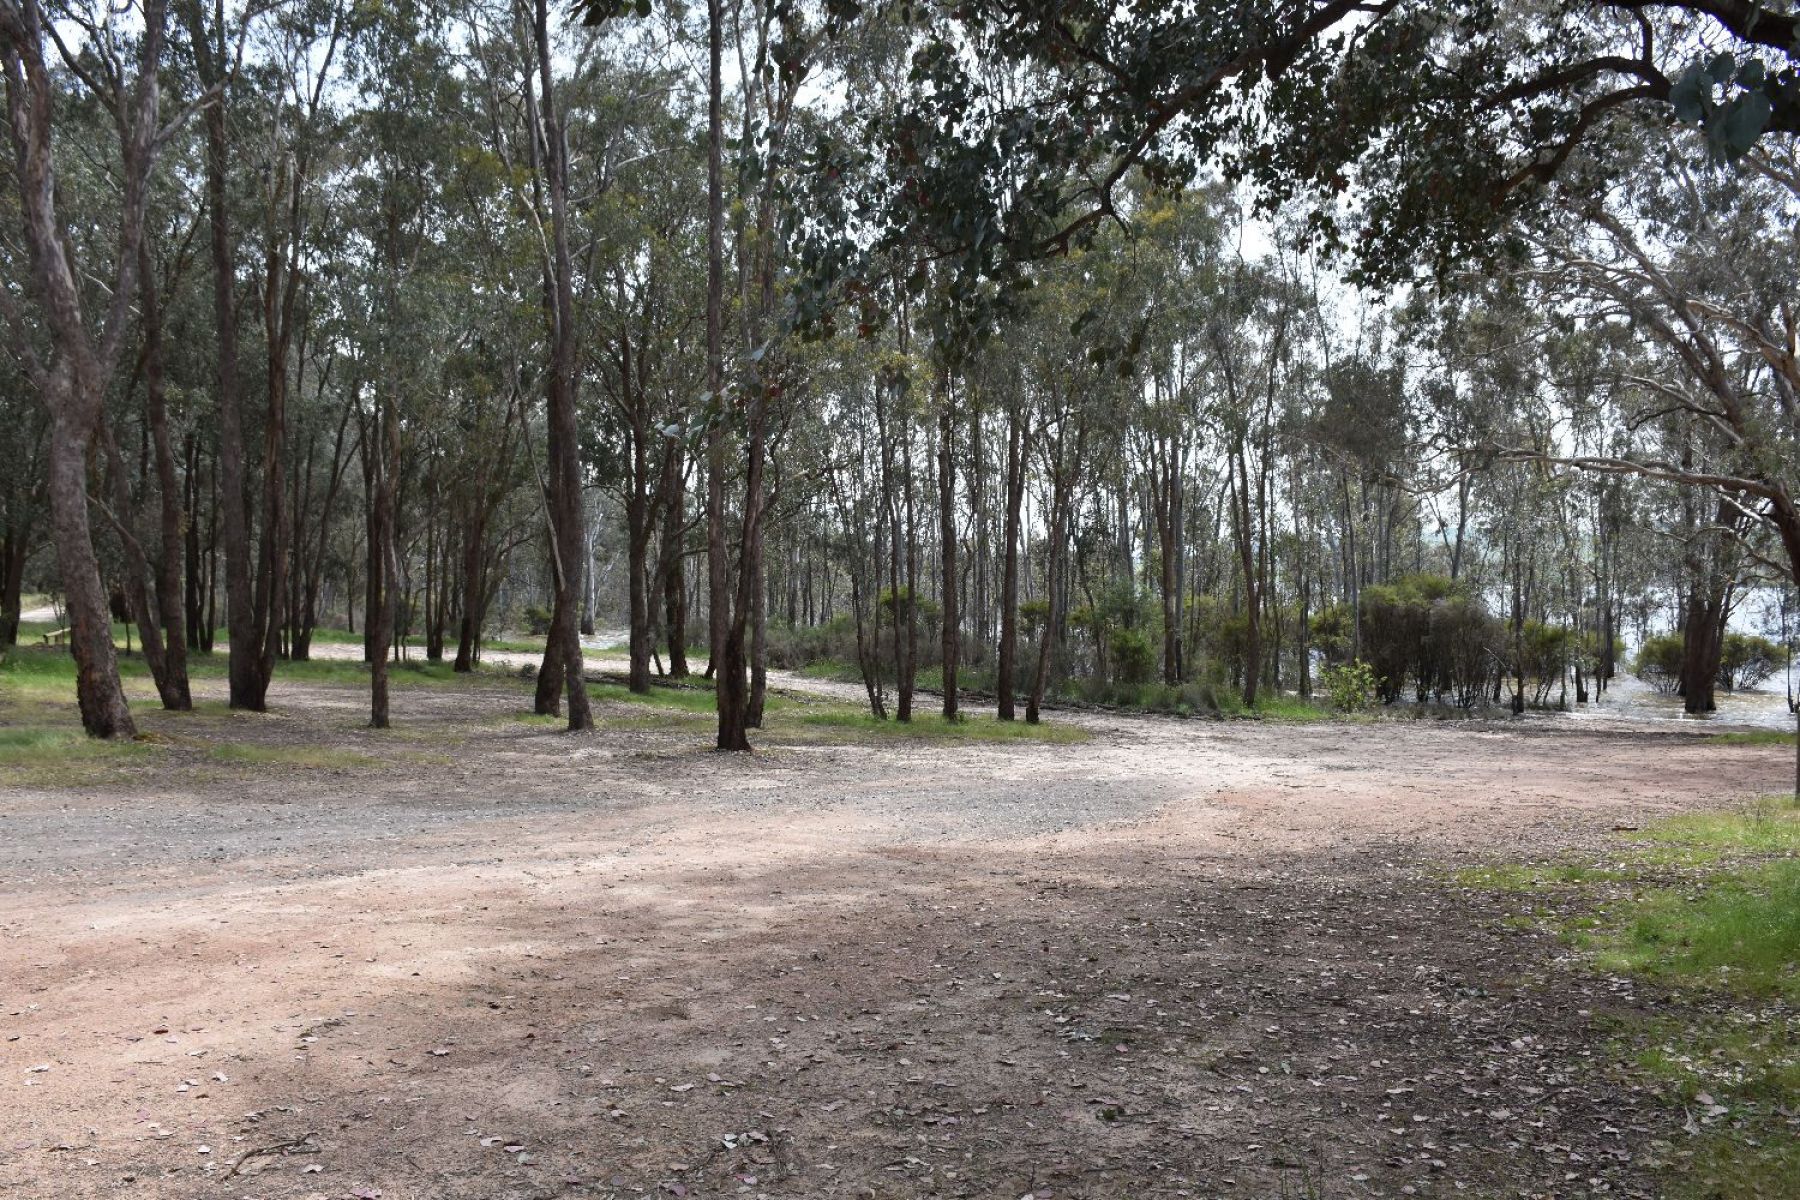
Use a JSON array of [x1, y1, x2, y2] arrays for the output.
[[1718, 632, 1783, 693], [1518, 620, 1573, 706], [1320, 659, 1377, 712], [523, 604, 553, 636], [1635, 631, 1685, 694], [1109, 626, 1156, 686], [1357, 574, 1500, 706]]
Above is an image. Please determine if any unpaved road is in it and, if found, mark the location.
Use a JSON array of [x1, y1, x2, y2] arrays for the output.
[[0, 672, 1787, 1200]]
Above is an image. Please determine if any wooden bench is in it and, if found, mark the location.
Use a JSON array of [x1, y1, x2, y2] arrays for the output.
[[40, 627, 71, 647]]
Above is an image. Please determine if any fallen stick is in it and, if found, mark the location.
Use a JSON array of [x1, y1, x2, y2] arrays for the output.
[[224, 1131, 320, 1179]]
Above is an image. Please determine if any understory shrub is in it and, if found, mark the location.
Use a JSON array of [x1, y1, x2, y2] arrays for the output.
[[1332, 574, 1501, 707], [1718, 632, 1783, 693], [1320, 659, 1377, 712], [1635, 632, 1685, 694], [1109, 626, 1156, 686]]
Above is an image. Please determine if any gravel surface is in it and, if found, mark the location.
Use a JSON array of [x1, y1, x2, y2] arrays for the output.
[[0, 667, 1788, 1199]]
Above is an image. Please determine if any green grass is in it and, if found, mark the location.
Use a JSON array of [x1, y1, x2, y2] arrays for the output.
[[790, 708, 1088, 743], [1630, 1010, 1800, 1107], [1612, 1001, 1800, 1200], [1451, 862, 1642, 891], [206, 743, 383, 770], [1633, 795, 1800, 856], [1241, 694, 1334, 722], [796, 658, 868, 683], [0, 725, 148, 764], [3, 643, 483, 693], [0, 724, 155, 785], [1589, 861, 1800, 1000], [1708, 729, 1797, 747], [588, 680, 726, 715]]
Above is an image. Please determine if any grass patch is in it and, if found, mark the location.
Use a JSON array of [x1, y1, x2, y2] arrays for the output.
[[1633, 794, 1800, 856], [1243, 694, 1334, 722], [1628, 1009, 1800, 1109], [193, 657, 472, 688], [796, 658, 866, 684], [0, 724, 155, 786], [1707, 729, 1796, 747], [206, 743, 383, 770], [1612, 1008, 1800, 1200], [789, 708, 1088, 744], [590, 680, 729, 715], [1588, 860, 1800, 1000], [1451, 861, 1641, 891]]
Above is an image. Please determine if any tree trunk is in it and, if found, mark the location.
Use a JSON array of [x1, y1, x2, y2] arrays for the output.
[[529, 0, 591, 732], [625, 377, 654, 694], [627, 491, 653, 692], [139, 241, 191, 708], [367, 400, 396, 729], [704, 0, 748, 750], [182, 0, 260, 711], [0, 521, 28, 649], [938, 391, 958, 721], [899, 412, 917, 722], [1026, 466, 1071, 726], [453, 511, 486, 673], [997, 403, 1026, 720], [1231, 444, 1261, 708], [100, 420, 177, 707], [48, 409, 137, 737], [3, 0, 169, 736], [658, 439, 689, 678]]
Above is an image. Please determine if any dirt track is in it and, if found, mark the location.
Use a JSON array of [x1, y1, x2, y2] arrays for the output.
[[0, 673, 1787, 1199]]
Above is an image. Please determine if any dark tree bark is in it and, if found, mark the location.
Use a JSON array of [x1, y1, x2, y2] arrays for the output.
[[178, 0, 264, 710], [899, 406, 917, 722], [656, 437, 689, 678], [703, 0, 748, 750], [1229, 441, 1261, 707], [364, 394, 397, 729], [1149, 423, 1185, 686], [615, 296, 655, 694], [996, 400, 1027, 720], [137, 239, 191, 707], [938, 382, 958, 721], [1026, 424, 1082, 725], [1, 0, 170, 737], [0, 514, 28, 649], [100, 415, 178, 707], [527, 0, 591, 732], [1, 414, 46, 649]]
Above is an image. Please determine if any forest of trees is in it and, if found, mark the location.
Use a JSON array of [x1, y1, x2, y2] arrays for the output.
[[3, 0, 1798, 758]]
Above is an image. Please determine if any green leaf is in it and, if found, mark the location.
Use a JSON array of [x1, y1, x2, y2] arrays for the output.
[[1670, 64, 1706, 124], [1720, 90, 1773, 160]]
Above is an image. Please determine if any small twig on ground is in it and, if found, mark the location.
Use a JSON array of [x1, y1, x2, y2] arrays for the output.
[[223, 1131, 320, 1179]]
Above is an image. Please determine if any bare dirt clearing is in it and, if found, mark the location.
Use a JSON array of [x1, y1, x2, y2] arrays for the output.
[[0, 672, 1787, 1200]]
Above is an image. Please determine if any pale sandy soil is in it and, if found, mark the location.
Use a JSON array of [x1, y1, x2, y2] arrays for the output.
[[0, 667, 1787, 1200]]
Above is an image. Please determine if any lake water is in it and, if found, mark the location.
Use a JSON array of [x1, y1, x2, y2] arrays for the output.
[[1553, 669, 1797, 732]]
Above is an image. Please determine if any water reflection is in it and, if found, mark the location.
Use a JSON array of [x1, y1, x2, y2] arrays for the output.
[[1552, 670, 1797, 731]]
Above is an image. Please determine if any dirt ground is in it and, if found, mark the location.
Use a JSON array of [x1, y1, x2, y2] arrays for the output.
[[0, 668, 1789, 1200]]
